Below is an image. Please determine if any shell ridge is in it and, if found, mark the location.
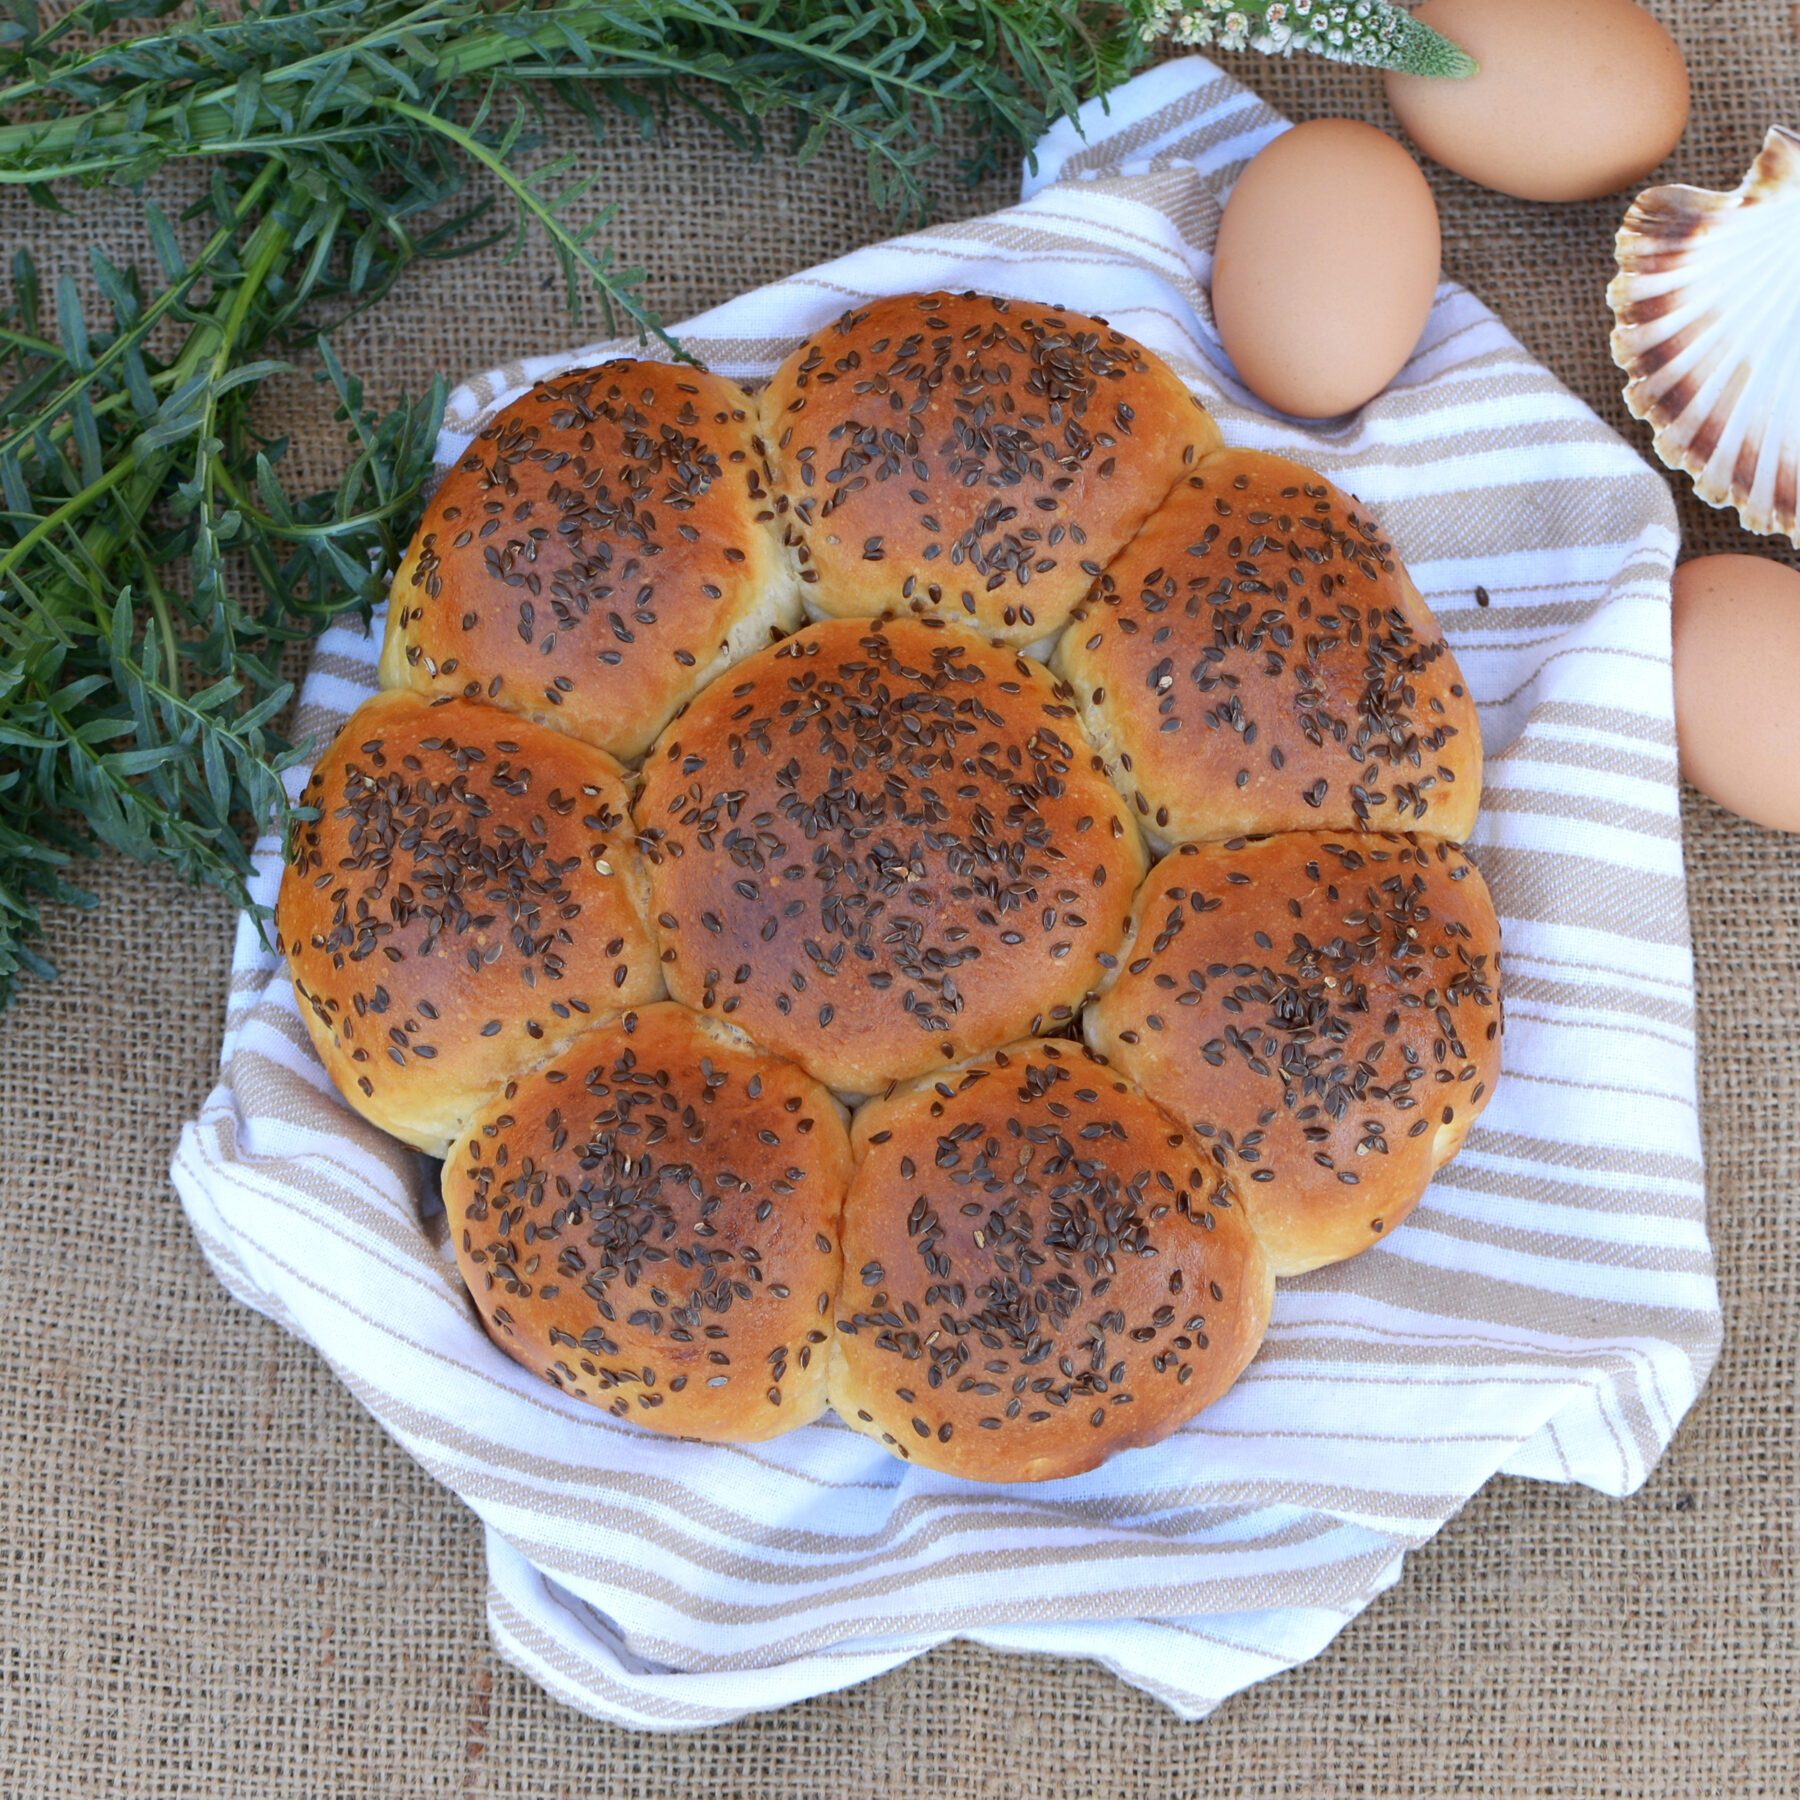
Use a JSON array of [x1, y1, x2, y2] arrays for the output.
[[1609, 123, 1800, 546]]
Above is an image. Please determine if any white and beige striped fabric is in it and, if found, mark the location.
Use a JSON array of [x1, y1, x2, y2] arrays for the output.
[[172, 58, 1720, 1728]]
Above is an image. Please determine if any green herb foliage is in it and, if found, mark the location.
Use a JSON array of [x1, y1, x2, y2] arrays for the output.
[[0, 0, 1476, 1004], [0, 0, 1146, 1004]]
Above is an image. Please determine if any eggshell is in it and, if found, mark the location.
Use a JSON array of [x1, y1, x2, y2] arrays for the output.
[[1211, 120, 1441, 419], [1386, 0, 1690, 203], [1671, 555, 1800, 832]]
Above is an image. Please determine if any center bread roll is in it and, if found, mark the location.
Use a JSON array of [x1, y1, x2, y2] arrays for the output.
[[831, 1039, 1272, 1482], [761, 291, 1222, 644], [635, 613, 1147, 1093]]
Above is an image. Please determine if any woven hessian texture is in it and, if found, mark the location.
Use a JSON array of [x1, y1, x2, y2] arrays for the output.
[[1, 3, 1795, 1792]]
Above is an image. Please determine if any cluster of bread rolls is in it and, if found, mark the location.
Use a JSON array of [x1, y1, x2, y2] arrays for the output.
[[279, 293, 1501, 1484]]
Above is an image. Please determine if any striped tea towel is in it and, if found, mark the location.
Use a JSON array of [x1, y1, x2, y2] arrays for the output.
[[172, 56, 1722, 1729]]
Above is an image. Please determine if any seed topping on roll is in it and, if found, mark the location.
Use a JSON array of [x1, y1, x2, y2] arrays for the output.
[[1053, 447, 1481, 846], [277, 690, 663, 1156], [762, 292, 1221, 644], [830, 1039, 1271, 1482], [1084, 833, 1503, 1276], [446, 1003, 853, 1438], [636, 615, 1146, 1092], [381, 360, 801, 761]]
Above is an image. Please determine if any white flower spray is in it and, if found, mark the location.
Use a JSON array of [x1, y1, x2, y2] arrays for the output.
[[1132, 0, 1477, 76]]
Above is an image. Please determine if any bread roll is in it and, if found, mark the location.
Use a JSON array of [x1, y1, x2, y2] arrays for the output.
[[761, 292, 1221, 644], [635, 614, 1146, 1093], [1053, 448, 1481, 846], [276, 690, 664, 1156], [444, 1003, 853, 1438], [830, 1038, 1272, 1481], [381, 360, 800, 761], [1084, 833, 1503, 1276]]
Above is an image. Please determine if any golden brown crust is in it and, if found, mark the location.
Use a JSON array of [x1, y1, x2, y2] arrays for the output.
[[444, 1003, 853, 1439], [829, 1038, 1272, 1482], [635, 615, 1147, 1093], [761, 292, 1222, 645], [1052, 448, 1481, 846], [276, 690, 664, 1156], [380, 360, 801, 761], [1083, 833, 1503, 1276]]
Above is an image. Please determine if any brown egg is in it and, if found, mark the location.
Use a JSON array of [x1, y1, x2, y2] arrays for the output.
[[1211, 120, 1441, 419], [1386, 0, 1689, 203], [1671, 555, 1800, 832]]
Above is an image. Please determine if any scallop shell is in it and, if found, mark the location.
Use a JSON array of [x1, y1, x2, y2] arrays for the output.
[[1608, 125, 1800, 546]]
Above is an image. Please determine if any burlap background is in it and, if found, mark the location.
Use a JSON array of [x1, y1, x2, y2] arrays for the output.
[[2, 8, 1795, 1793]]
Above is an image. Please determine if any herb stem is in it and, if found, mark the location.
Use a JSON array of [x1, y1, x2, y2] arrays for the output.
[[378, 92, 674, 344], [0, 450, 139, 588], [136, 547, 182, 685], [0, 162, 284, 464], [1, 160, 287, 609], [208, 457, 419, 542]]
